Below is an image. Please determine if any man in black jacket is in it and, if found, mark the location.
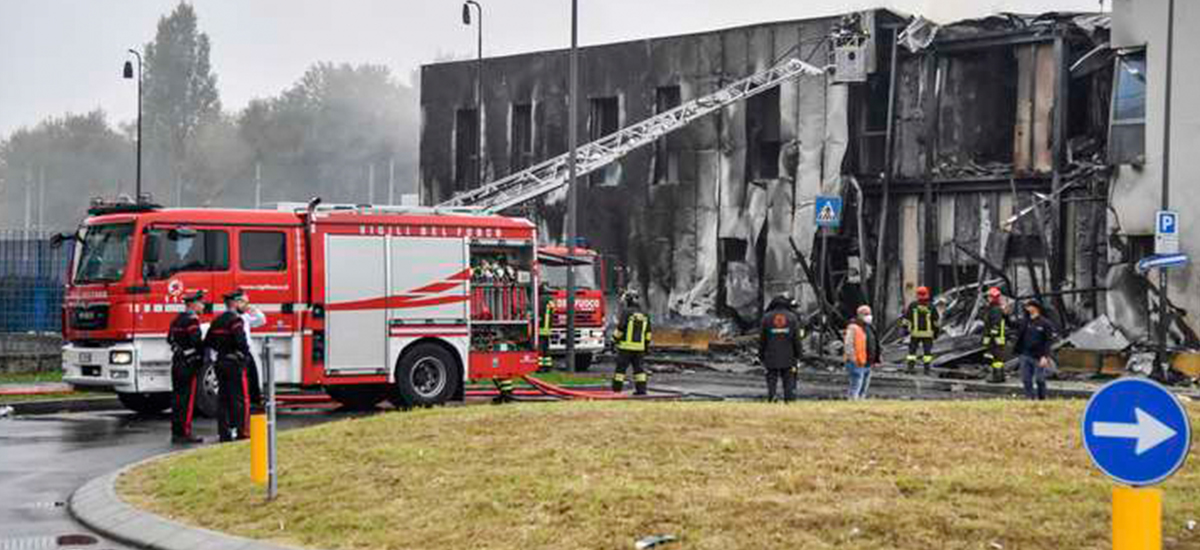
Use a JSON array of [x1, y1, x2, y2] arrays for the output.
[[1013, 299, 1057, 400], [760, 295, 804, 402], [168, 290, 206, 444], [204, 291, 254, 441]]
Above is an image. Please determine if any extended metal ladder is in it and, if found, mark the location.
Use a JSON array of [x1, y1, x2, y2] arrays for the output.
[[437, 57, 825, 213]]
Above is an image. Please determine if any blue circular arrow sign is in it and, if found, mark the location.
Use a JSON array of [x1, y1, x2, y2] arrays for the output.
[[1082, 378, 1192, 486]]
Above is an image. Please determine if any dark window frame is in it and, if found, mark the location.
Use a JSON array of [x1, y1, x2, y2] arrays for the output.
[[1109, 48, 1146, 166], [509, 103, 535, 172], [588, 96, 622, 187], [653, 85, 683, 186], [239, 230, 288, 272], [142, 228, 230, 280], [454, 107, 481, 191]]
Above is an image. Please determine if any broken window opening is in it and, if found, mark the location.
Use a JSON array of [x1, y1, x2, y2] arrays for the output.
[[588, 96, 621, 187], [721, 237, 748, 264], [653, 86, 682, 185], [510, 103, 534, 172], [851, 70, 891, 176], [935, 49, 1018, 176], [1109, 49, 1146, 166], [454, 108, 480, 191], [746, 87, 782, 181]]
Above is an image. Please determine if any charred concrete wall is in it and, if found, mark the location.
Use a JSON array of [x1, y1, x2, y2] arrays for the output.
[[420, 13, 898, 327]]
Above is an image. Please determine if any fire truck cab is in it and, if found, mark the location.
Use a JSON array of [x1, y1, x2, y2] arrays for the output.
[[535, 246, 607, 371], [60, 200, 541, 414]]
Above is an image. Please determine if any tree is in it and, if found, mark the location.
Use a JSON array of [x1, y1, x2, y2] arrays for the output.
[[0, 111, 133, 229], [236, 63, 419, 205], [142, 2, 221, 203]]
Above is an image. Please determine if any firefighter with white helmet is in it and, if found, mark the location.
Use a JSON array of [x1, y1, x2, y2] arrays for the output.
[[611, 289, 651, 395]]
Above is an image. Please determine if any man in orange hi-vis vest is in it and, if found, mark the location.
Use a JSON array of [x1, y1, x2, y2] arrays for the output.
[[844, 305, 881, 400]]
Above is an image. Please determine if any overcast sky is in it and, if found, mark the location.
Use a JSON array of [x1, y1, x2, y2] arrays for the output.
[[0, 0, 1102, 138]]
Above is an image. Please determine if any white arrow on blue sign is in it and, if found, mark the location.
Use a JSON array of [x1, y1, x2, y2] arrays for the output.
[[1137, 253, 1189, 273], [1082, 378, 1192, 486]]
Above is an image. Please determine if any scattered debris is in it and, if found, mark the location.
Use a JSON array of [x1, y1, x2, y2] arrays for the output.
[[0, 405, 13, 418], [635, 534, 678, 549], [1063, 316, 1130, 352]]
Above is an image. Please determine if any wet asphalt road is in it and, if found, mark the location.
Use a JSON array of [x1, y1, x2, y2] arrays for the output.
[[0, 408, 349, 549]]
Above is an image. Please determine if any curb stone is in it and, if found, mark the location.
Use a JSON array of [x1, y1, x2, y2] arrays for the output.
[[6, 397, 122, 415], [69, 449, 315, 550]]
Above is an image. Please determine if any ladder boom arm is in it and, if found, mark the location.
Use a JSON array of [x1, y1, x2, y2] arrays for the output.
[[437, 58, 825, 213]]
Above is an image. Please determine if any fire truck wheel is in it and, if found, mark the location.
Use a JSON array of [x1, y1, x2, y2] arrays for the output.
[[325, 385, 388, 410], [393, 343, 460, 408], [196, 363, 220, 418], [117, 392, 172, 415], [574, 353, 593, 372]]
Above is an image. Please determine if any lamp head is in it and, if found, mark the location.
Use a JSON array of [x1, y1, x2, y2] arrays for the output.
[[461, 3, 471, 25], [123, 60, 134, 79]]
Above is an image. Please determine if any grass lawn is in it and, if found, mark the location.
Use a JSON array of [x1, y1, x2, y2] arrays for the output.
[[0, 370, 63, 384], [120, 401, 1200, 550]]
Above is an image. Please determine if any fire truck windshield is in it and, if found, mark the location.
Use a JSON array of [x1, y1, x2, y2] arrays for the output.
[[74, 223, 135, 284], [542, 263, 598, 290]]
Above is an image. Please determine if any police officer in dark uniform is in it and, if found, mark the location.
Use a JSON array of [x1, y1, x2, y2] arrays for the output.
[[611, 290, 652, 395], [203, 290, 254, 442], [168, 290, 206, 444], [760, 294, 804, 402]]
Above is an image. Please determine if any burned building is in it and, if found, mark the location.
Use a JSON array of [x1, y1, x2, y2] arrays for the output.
[[419, 9, 1171, 340]]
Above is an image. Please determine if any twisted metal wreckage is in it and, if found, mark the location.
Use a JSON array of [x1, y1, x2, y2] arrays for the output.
[[419, 10, 1198, 382]]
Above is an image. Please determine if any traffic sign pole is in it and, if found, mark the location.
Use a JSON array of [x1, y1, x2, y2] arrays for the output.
[[1113, 486, 1161, 550], [1083, 378, 1190, 550]]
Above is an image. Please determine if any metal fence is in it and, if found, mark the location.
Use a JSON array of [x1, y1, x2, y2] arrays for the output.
[[0, 229, 74, 334]]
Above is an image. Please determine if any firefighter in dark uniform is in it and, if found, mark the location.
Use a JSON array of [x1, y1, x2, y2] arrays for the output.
[[760, 294, 804, 402], [982, 287, 1009, 383], [203, 290, 254, 442], [611, 290, 651, 395], [537, 282, 556, 372], [902, 286, 940, 375], [168, 290, 206, 444]]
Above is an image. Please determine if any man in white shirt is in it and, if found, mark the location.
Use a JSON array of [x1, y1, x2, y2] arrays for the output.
[[229, 289, 267, 407]]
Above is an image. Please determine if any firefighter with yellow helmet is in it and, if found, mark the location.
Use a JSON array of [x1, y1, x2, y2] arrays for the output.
[[611, 289, 652, 395]]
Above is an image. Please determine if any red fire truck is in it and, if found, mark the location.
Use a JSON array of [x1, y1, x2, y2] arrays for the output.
[[536, 246, 607, 371], [60, 199, 541, 414]]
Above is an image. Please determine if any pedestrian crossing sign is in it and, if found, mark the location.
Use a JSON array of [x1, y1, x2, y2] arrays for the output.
[[814, 196, 842, 228]]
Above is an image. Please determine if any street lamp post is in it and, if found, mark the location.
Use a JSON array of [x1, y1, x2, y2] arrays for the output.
[[123, 49, 143, 204], [565, 0, 579, 372], [462, 1, 484, 189]]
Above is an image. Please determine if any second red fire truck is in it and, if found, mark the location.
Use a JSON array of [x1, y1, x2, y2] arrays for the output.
[[60, 199, 542, 414]]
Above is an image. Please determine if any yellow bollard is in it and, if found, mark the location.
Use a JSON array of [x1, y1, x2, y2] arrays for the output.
[[1113, 486, 1162, 550], [250, 413, 268, 485]]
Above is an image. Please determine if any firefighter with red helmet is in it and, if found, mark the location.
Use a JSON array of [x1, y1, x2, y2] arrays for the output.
[[982, 287, 1009, 383], [902, 286, 940, 375], [204, 289, 254, 442], [168, 290, 206, 444], [612, 289, 651, 395]]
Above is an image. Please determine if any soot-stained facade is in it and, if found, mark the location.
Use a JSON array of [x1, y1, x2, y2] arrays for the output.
[[422, 11, 902, 328], [422, 10, 1127, 335]]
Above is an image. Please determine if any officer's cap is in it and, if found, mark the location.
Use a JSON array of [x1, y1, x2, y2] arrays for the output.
[[182, 290, 205, 304], [223, 289, 247, 303]]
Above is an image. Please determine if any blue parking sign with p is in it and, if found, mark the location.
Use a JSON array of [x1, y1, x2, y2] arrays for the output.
[[1158, 211, 1177, 235]]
